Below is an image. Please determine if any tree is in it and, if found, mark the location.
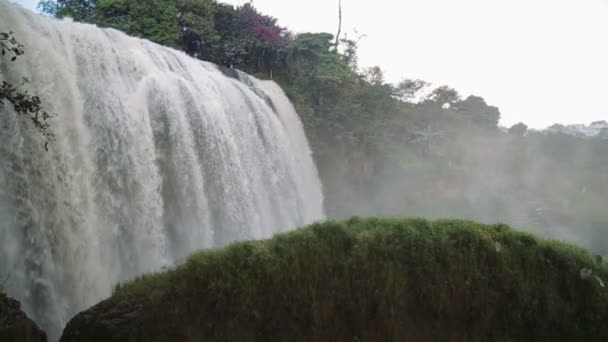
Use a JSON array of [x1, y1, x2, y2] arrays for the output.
[[452, 95, 500, 127], [177, 0, 219, 59], [235, 3, 287, 76], [127, 0, 181, 47], [96, 0, 181, 47], [210, 3, 246, 67], [333, 0, 342, 51], [47, 0, 99, 20], [92, 0, 129, 29], [286, 32, 345, 84], [393, 78, 429, 102], [1, 32, 55, 150], [426, 85, 460, 107], [338, 33, 363, 70], [509, 122, 528, 137], [37, 0, 58, 14], [362, 66, 384, 85]]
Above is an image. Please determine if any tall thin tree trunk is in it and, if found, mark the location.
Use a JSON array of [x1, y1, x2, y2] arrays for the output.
[[334, 0, 342, 51]]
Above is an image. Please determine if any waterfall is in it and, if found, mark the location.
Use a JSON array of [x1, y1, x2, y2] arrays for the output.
[[0, 2, 325, 339]]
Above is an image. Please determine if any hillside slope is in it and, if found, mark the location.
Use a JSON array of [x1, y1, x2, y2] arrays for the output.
[[60, 218, 608, 342]]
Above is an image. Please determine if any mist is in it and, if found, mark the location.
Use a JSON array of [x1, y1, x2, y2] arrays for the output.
[[317, 103, 608, 255]]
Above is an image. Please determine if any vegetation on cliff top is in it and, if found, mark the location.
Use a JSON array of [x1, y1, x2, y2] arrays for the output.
[[60, 218, 608, 341]]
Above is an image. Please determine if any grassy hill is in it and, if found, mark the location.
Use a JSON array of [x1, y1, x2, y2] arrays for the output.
[[60, 218, 608, 341]]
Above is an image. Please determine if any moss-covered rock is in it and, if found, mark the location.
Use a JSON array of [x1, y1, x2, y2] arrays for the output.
[[60, 218, 608, 341], [0, 292, 47, 342]]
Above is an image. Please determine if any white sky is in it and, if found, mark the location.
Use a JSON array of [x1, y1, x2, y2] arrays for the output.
[[12, 0, 608, 128]]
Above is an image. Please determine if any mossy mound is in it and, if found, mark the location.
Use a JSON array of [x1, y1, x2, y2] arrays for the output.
[[60, 218, 608, 341]]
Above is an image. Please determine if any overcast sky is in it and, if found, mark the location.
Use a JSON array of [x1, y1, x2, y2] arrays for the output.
[[12, 0, 608, 128]]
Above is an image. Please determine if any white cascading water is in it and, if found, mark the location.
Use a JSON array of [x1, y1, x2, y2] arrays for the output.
[[0, 2, 324, 339]]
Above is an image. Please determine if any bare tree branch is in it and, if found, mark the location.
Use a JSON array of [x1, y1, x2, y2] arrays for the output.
[[1, 31, 56, 151], [334, 0, 342, 51]]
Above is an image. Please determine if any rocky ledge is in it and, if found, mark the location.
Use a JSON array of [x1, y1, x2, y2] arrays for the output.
[[0, 292, 47, 342]]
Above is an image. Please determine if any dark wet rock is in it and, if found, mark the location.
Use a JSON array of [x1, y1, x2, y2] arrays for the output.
[[0, 292, 47, 342]]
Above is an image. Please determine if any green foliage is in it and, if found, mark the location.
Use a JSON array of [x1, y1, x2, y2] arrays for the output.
[[393, 78, 429, 102], [1, 31, 55, 150], [452, 95, 501, 127], [0, 31, 24, 61], [177, 0, 219, 57], [427, 85, 461, 106], [41, 0, 608, 256], [89, 218, 608, 341], [52, 0, 98, 20], [92, 0, 181, 47]]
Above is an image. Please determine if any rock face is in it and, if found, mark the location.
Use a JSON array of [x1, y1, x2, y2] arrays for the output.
[[0, 293, 47, 342], [59, 298, 145, 342]]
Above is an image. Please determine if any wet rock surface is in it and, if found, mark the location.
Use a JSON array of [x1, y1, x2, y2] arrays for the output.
[[0, 292, 47, 342]]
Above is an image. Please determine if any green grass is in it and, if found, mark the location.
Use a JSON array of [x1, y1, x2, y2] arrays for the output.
[[66, 218, 608, 342]]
